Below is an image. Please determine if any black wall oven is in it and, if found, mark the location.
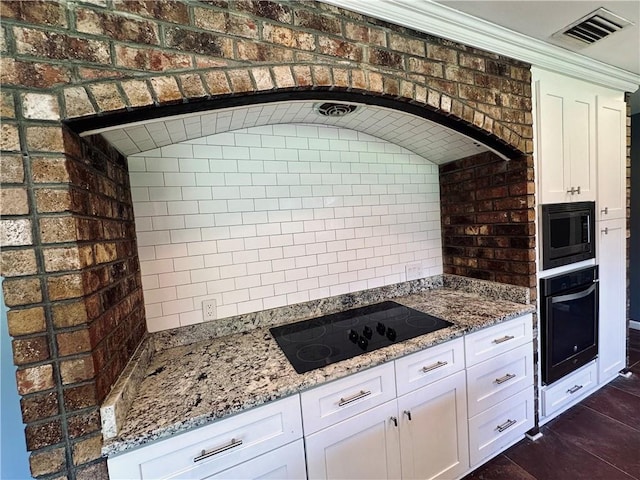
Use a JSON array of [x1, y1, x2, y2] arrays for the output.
[[540, 266, 599, 385], [541, 201, 595, 270]]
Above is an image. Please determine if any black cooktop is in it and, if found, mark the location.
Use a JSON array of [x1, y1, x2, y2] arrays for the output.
[[270, 301, 453, 374]]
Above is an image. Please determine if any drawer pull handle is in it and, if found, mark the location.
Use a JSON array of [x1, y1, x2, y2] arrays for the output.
[[493, 335, 515, 345], [338, 390, 371, 407], [404, 410, 412, 421], [390, 416, 398, 427], [422, 360, 448, 373], [496, 419, 517, 433], [601, 207, 608, 215], [194, 438, 243, 462], [494, 373, 517, 385], [567, 384, 583, 395]]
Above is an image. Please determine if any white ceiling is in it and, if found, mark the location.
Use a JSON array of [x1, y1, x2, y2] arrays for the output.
[[97, 101, 490, 164], [437, 1, 640, 76]]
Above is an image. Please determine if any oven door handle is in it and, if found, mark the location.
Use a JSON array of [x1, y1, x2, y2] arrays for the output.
[[551, 283, 597, 304]]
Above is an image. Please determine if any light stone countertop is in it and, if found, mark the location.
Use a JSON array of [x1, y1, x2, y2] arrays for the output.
[[102, 281, 535, 457]]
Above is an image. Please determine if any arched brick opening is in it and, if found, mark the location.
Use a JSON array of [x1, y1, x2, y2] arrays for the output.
[[0, 1, 535, 478], [63, 69, 529, 160]]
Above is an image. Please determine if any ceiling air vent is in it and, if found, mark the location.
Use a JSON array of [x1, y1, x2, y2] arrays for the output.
[[553, 8, 633, 46], [316, 103, 358, 117]]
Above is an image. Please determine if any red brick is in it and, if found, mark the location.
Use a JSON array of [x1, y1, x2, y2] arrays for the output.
[[76, 8, 159, 44], [228, 69, 254, 93], [115, 45, 192, 72], [294, 10, 341, 35], [0, 1, 68, 28], [1, 90, 15, 118], [0, 58, 72, 88], [1, 123, 20, 151], [25, 418, 63, 450], [164, 27, 233, 58], [150, 76, 182, 103], [408, 57, 443, 78], [263, 23, 315, 50], [237, 41, 294, 63], [89, 83, 126, 113], [14, 28, 111, 64], [113, 0, 189, 25], [26, 126, 64, 153], [120, 80, 154, 107], [236, 0, 292, 23], [179, 74, 207, 99], [13, 336, 50, 365], [389, 33, 425, 56], [16, 364, 54, 395], [318, 36, 363, 61]]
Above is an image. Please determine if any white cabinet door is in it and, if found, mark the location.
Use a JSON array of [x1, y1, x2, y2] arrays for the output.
[[305, 401, 402, 480], [398, 370, 469, 480], [535, 75, 596, 204], [205, 440, 307, 480], [597, 97, 627, 221], [567, 92, 597, 202], [536, 80, 570, 204], [598, 218, 626, 384]]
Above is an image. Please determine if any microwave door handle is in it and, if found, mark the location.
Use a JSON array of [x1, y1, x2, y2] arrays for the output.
[[551, 283, 597, 304]]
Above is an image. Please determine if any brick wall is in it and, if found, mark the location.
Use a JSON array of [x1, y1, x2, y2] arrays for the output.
[[439, 152, 536, 296], [0, 1, 534, 478]]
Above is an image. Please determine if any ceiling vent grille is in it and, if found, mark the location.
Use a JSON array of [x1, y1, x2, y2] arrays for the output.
[[315, 103, 358, 117], [553, 8, 633, 46]]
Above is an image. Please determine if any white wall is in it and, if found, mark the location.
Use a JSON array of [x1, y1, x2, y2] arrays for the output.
[[128, 124, 443, 332]]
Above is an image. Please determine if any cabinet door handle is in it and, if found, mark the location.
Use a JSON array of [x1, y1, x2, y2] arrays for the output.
[[494, 373, 516, 385], [602, 227, 609, 235], [390, 416, 398, 427], [576, 186, 581, 195], [422, 360, 448, 373], [194, 438, 243, 462], [601, 207, 608, 215], [567, 384, 583, 395], [566, 187, 575, 194], [404, 410, 412, 421], [338, 390, 371, 407], [492, 335, 515, 344], [496, 419, 517, 433]]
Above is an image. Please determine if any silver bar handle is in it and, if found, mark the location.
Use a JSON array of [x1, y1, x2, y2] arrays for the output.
[[567, 384, 583, 395], [422, 360, 448, 373], [494, 373, 516, 385], [194, 438, 243, 462], [493, 335, 515, 345], [338, 390, 371, 407], [496, 419, 517, 433]]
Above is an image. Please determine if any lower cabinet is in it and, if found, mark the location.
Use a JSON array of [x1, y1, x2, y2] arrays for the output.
[[305, 369, 469, 480], [206, 440, 306, 480], [398, 371, 469, 480], [305, 401, 402, 480], [107, 395, 304, 480]]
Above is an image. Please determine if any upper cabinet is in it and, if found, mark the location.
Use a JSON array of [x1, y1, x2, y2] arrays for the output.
[[535, 70, 597, 204], [596, 97, 627, 221]]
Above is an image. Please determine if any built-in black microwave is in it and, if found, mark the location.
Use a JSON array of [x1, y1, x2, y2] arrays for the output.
[[541, 201, 595, 270]]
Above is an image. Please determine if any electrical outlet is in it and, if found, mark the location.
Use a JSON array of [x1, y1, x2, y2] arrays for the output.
[[405, 263, 421, 281], [202, 299, 217, 321]]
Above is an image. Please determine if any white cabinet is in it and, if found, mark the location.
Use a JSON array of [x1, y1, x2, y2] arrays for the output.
[[465, 317, 534, 468], [205, 440, 306, 480], [305, 400, 402, 480], [597, 218, 627, 383], [398, 370, 469, 480], [303, 338, 470, 480], [542, 361, 597, 418], [107, 395, 304, 480], [535, 71, 596, 204], [596, 97, 627, 221]]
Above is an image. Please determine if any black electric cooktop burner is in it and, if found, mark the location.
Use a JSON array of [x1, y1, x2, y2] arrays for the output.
[[270, 301, 453, 374]]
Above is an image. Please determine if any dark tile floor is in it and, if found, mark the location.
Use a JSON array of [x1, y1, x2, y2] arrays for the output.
[[464, 328, 640, 480]]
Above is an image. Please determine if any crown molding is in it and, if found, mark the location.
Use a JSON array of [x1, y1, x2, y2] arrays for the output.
[[321, 0, 640, 92]]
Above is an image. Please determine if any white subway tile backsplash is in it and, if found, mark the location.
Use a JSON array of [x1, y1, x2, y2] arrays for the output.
[[131, 123, 442, 331]]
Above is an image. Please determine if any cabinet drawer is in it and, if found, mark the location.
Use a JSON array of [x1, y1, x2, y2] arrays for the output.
[[542, 361, 597, 418], [301, 362, 396, 435], [466, 343, 533, 417], [468, 386, 534, 467], [205, 440, 307, 480], [395, 337, 464, 396], [107, 395, 303, 480], [464, 314, 532, 367]]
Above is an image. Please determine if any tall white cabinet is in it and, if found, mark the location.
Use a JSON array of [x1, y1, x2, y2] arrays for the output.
[[534, 67, 628, 421]]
